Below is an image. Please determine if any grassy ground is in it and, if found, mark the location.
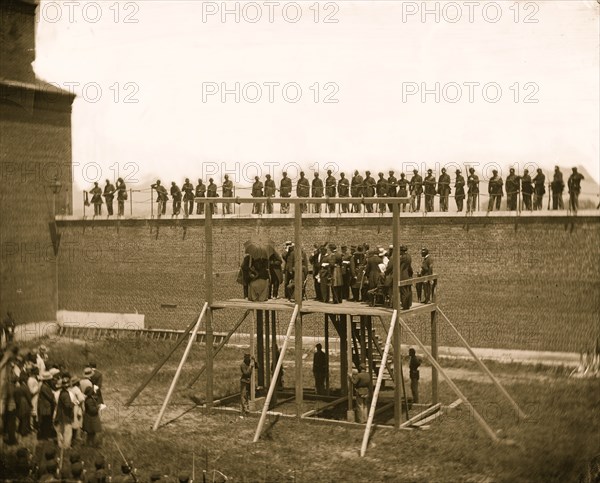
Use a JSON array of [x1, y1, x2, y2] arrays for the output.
[[6, 338, 599, 483]]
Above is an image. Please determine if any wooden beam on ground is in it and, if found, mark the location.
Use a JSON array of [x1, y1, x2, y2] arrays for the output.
[[301, 396, 347, 418], [125, 314, 200, 406], [437, 308, 527, 419], [253, 304, 299, 443], [360, 310, 397, 457], [399, 403, 441, 428], [397, 316, 500, 443], [186, 310, 250, 388], [152, 303, 208, 431], [413, 409, 444, 427], [374, 401, 394, 416]]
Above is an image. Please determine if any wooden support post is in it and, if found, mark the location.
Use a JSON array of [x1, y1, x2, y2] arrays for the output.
[[392, 202, 402, 428], [271, 311, 278, 408], [360, 310, 397, 457], [251, 310, 256, 402], [205, 203, 214, 408], [294, 204, 303, 417], [324, 315, 330, 394], [126, 314, 201, 406], [431, 309, 438, 405], [346, 315, 354, 422], [257, 310, 265, 388], [186, 311, 250, 388], [153, 303, 208, 431], [339, 316, 348, 394], [397, 315, 500, 443], [437, 308, 526, 419], [253, 305, 299, 442], [265, 310, 271, 388]]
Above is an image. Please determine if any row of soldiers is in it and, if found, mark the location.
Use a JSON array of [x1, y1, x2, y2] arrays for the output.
[[143, 166, 586, 218], [87, 179, 128, 217]]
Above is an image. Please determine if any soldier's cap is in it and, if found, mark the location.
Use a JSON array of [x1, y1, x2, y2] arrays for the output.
[[492, 169, 498, 174], [366, 170, 371, 175], [379, 172, 384, 176], [314, 172, 319, 176], [327, 169, 332, 174], [69, 452, 81, 464], [359, 363, 367, 370], [209, 178, 214, 182], [300, 171, 305, 176], [389, 170, 394, 174], [328, 243, 337, 251], [185, 178, 189, 182], [524, 169, 529, 173], [510, 168, 515, 172], [400, 172, 405, 177], [572, 167, 577, 171], [427, 169, 432, 173], [244, 353, 251, 358], [413, 169, 418, 173], [442, 168, 446, 172], [340, 172, 345, 176], [469, 167, 475, 172], [341, 245, 348, 249], [266, 174, 271, 178], [456, 169, 461, 174], [537, 168, 542, 172], [282, 172, 287, 176], [400, 245, 408, 252], [355, 246, 364, 253]]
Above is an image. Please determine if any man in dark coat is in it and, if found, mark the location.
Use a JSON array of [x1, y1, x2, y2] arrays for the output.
[[454, 169, 465, 212], [310, 245, 325, 301], [376, 172, 388, 213], [505, 168, 520, 211], [251, 176, 263, 215], [329, 244, 344, 304], [207, 178, 219, 215], [296, 172, 310, 214], [364, 249, 383, 297], [279, 172, 292, 214], [363, 171, 376, 213], [338, 172, 350, 213], [568, 167, 585, 214], [318, 246, 332, 303], [325, 170, 337, 213], [54, 378, 74, 449], [103, 179, 115, 216], [340, 245, 352, 300], [268, 252, 283, 299], [351, 170, 364, 213], [437, 168, 451, 212], [170, 182, 182, 216], [90, 182, 103, 216], [151, 180, 168, 217], [398, 173, 409, 212], [521, 169, 534, 211], [37, 372, 55, 441], [312, 173, 324, 213], [264, 174, 276, 214], [487, 170, 503, 212], [532, 168, 545, 210], [399, 245, 413, 310], [350, 246, 366, 301], [222, 174, 234, 214], [419, 247, 434, 303], [387, 170, 398, 212], [182, 178, 194, 217], [313, 344, 328, 395], [408, 348, 421, 403], [116, 177, 127, 217], [424, 169, 437, 212], [350, 363, 371, 423], [409, 169, 423, 212], [551, 166, 565, 210], [195, 179, 206, 215], [467, 168, 479, 213]]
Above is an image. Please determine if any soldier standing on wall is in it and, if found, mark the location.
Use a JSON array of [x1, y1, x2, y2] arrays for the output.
[[151, 180, 168, 217], [182, 178, 194, 218], [466, 167, 479, 213], [437, 168, 451, 212], [325, 170, 337, 213], [116, 177, 127, 217], [521, 169, 533, 211], [505, 168, 520, 211], [487, 170, 503, 212], [251, 176, 263, 215], [351, 170, 364, 213], [338, 172, 350, 213], [454, 169, 465, 212], [364, 171, 376, 213], [312, 172, 324, 214], [297, 172, 310, 214], [195, 179, 206, 215], [387, 170, 398, 212], [398, 173, 409, 212], [170, 182, 182, 216], [409, 169, 423, 212], [567, 167, 585, 214], [376, 172, 388, 213], [532, 168, 545, 210], [222, 174, 234, 215], [207, 178, 219, 215], [424, 169, 436, 212], [90, 182, 103, 216], [551, 166, 565, 210], [103, 179, 115, 216], [279, 172, 292, 214], [264, 174, 276, 214]]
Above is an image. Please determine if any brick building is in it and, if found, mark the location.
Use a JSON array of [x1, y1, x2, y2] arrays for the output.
[[0, 0, 75, 323]]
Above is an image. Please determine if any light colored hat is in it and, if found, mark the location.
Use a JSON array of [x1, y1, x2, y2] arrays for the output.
[[38, 345, 49, 353], [39, 371, 53, 381], [49, 368, 60, 376], [83, 367, 94, 377]]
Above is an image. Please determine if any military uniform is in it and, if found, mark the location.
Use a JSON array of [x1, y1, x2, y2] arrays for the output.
[[454, 170, 465, 212], [90, 184, 103, 216], [419, 249, 433, 303], [387, 171, 398, 212], [350, 248, 366, 301], [116, 178, 127, 216], [151, 182, 168, 217], [424, 171, 436, 212], [399, 247, 413, 310], [325, 171, 337, 213], [364, 171, 376, 213], [467, 169, 479, 213], [264, 175, 276, 214], [207, 179, 218, 214], [408, 350, 421, 403], [551, 167, 564, 210], [409, 171, 423, 212], [532, 170, 545, 210], [437, 170, 451, 212], [296, 173, 310, 213], [568, 168, 584, 213], [222, 176, 234, 214], [329, 246, 343, 304], [182, 179, 194, 217], [376, 173, 388, 213], [487, 171, 503, 212], [103, 181, 115, 216], [505, 169, 520, 211], [312, 174, 324, 213], [521, 170, 533, 211], [318, 249, 331, 302], [170, 183, 182, 216], [340, 246, 352, 299], [195, 180, 206, 215], [338, 173, 350, 213], [351, 171, 364, 213], [397, 174, 409, 212], [279, 173, 292, 214], [251, 177, 263, 214]]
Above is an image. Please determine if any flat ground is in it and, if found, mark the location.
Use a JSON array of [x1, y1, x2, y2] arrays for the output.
[[9, 338, 600, 483]]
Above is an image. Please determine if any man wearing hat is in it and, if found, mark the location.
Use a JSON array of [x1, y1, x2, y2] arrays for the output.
[[251, 176, 263, 214], [312, 343, 328, 395], [364, 171, 376, 213], [351, 170, 364, 213], [325, 169, 337, 213], [350, 246, 366, 301], [487, 169, 503, 212], [54, 375, 74, 449], [521, 168, 534, 211], [68, 375, 85, 443], [170, 181, 182, 217], [279, 172, 292, 214], [318, 245, 332, 303], [532, 168, 545, 210], [408, 348, 422, 403], [409, 169, 423, 212], [399, 246, 413, 310], [397, 173, 409, 212], [551, 165, 565, 210], [264, 174, 276, 214], [182, 178, 194, 218], [37, 371, 56, 441], [207, 178, 219, 215], [467, 167, 479, 213], [195, 178, 206, 215], [454, 169, 465, 212], [222, 174, 234, 214], [437, 168, 451, 212], [36, 345, 48, 373], [338, 172, 350, 213], [419, 247, 434, 304], [349, 363, 371, 423], [311, 172, 324, 213], [376, 172, 388, 213], [505, 168, 520, 211], [387, 170, 398, 212], [568, 167, 584, 214], [296, 171, 310, 213], [329, 244, 344, 304], [424, 169, 436, 212], [88, 362, 104, 405], [340, 245, 352, 300]]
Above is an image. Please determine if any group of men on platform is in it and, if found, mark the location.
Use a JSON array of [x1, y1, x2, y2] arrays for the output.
[[139, 165, 586, 218], [86, 179, 128, 217]]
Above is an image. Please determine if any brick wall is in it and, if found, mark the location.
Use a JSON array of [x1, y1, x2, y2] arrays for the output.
[[55, 215, 600, 353]]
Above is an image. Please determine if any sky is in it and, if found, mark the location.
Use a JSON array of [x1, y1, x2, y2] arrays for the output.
[[33, 0, 600, 196]]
